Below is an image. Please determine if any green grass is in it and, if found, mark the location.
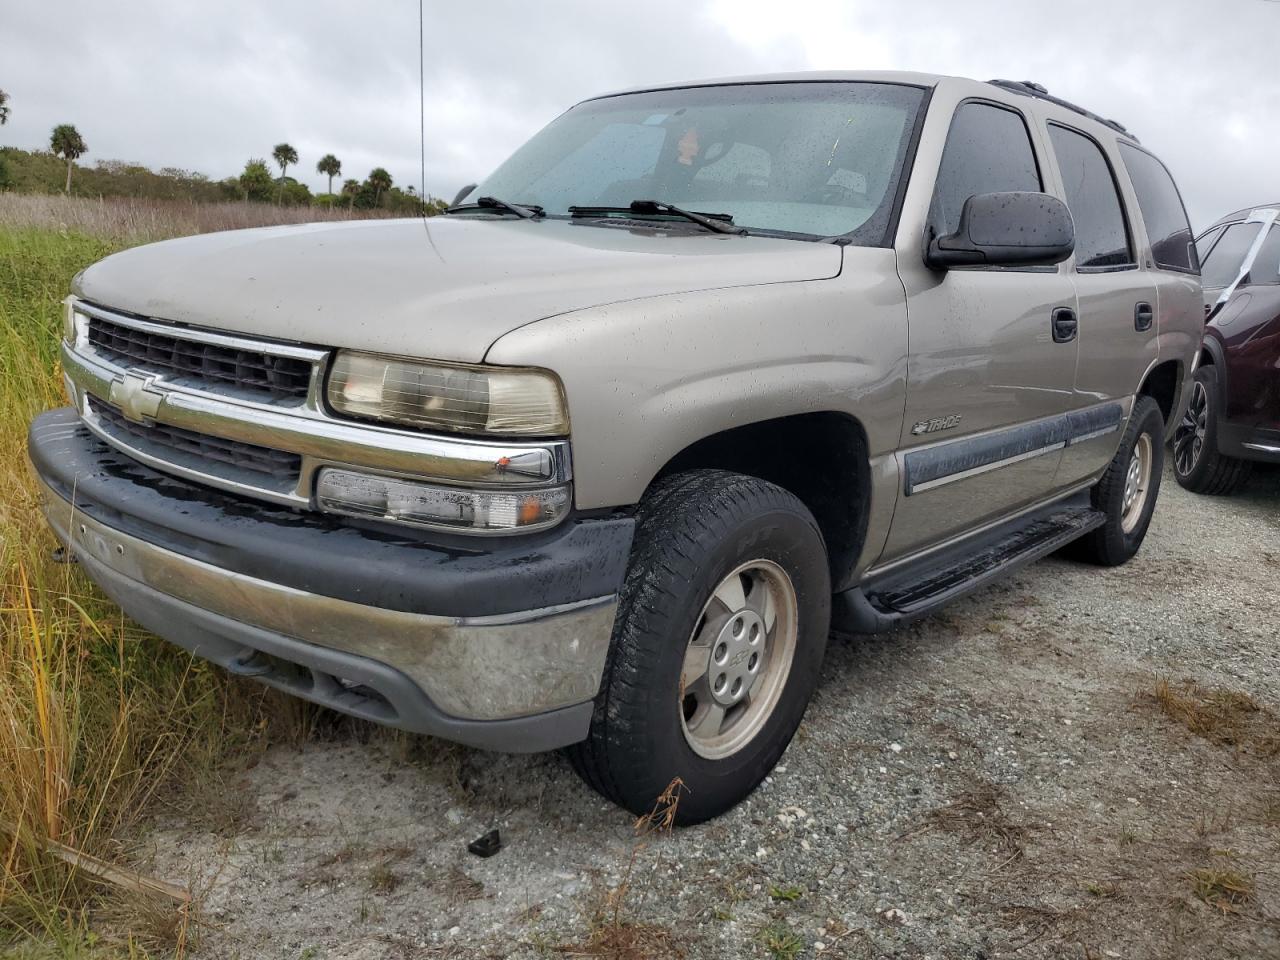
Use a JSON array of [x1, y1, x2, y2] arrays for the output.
[[767, 884, 804, 903], [756, 920, 803, 960], [0, 225, 282, 957]]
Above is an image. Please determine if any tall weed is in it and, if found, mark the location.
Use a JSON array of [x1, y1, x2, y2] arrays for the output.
[[0, 224, 288, 954]]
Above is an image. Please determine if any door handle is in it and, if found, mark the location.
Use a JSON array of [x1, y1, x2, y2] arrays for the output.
[[1135, 301, 1154, 332], [1051, 306, 1078, 343]]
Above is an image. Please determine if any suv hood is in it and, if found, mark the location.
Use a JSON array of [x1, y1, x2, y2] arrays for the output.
[[74, 217, 842, 363]]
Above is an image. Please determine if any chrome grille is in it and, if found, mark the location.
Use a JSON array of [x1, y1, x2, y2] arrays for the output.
[[87, 313, 312, 400], [90, 398, 301, 484], [63, 298, 572, 519]]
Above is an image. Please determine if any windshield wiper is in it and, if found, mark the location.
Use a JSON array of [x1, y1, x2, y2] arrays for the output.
[[568, 200, 746, 235], [445, 196, 544, 219]]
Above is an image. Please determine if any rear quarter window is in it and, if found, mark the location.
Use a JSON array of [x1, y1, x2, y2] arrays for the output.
[[1117, 143, 1197, 273]]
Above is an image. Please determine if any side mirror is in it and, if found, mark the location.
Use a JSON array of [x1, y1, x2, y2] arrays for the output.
[[451, 183, 477, 207], [926, 191, 1075, 269]]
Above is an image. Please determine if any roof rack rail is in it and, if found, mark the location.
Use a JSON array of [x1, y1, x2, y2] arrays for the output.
[[987, 79, 1139, 143]]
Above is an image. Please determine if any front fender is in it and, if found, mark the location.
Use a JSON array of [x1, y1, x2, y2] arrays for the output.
[[484, 250, 909, 511]]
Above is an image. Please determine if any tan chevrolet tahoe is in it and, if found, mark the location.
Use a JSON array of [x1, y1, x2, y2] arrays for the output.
[[30, 72, 1203, 823]]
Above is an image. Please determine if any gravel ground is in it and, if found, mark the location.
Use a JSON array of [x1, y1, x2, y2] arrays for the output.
[[137, 464, 1280, 960]]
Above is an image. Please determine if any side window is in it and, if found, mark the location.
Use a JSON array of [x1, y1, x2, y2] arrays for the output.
[[1244, 225, 1280, 285], [1195, 225, 1226, 265], [1117, 143, 1196, 272], [1199, 222, 1262, 289], [929, 101, 1041, 239], [1047, 125, 1133, 269]]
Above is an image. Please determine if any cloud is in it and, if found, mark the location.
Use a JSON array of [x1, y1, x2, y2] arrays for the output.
[[703, 0, 1280, 226], [1, 0, 1276, 224]]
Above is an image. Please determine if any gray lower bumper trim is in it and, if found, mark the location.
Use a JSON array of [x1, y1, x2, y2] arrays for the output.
[[73, 544, 593, 751], [41, 478, 616, 726]]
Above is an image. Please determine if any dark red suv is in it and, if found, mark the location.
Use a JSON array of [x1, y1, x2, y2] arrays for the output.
[[1174, 204, 1280, 493]]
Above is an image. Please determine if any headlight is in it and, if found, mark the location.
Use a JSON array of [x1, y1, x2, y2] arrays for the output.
[[327, 351, 569, 437], [315, 468, 570, 533]]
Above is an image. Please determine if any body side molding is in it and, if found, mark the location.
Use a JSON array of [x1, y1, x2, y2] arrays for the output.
[[903, 402, 1124, 495]]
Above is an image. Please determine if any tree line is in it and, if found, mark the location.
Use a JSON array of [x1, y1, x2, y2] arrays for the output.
[[0, 89, 447, 215]]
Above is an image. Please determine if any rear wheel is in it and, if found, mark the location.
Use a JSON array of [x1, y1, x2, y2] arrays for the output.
[[1068, 395, 1164, 567], [567, 470, 830, 825], [1172, 365, 1252, 495]]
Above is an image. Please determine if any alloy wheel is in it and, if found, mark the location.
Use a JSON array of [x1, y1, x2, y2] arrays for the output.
[[1173, 379, 1208, 477], [679, 560, 799, 760], [1121, 432, 1154, 533]]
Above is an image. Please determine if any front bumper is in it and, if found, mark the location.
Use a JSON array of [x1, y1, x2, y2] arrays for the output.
[[29, 409, 634, 752]]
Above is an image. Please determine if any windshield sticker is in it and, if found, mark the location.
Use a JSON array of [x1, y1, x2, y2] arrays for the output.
[[642, 114, 669, 126]]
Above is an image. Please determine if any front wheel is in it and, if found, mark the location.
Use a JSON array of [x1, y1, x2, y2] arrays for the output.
[[567, 470, 830, 825], [1068, 395, 1164, 567]]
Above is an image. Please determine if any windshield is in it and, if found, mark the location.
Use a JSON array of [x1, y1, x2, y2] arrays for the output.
[[471, 81, 926, 242]]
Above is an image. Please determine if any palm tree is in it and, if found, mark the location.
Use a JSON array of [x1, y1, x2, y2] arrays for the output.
[[272, 143, 298, 180], [50, 124, 88, 193], [316, 154, 341, 196], [272, 142, 298, 203], [0, 89, 10, 126], [341, 178, 360, 211], [367, 167, 392, 208]]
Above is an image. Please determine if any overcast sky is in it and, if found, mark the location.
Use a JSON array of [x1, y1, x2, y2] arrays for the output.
[[2, 0, 1277, 228]]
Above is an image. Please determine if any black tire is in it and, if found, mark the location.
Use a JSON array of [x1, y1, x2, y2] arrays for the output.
[[1068, 395, 1165, 567], [567, 470, 831, 825], [1172, 364, 1253, 495]]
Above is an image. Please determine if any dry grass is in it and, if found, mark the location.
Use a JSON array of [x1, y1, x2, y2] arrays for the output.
[[1187, 866, 1255, 914], [557, 779, 689, 960], [366, 864, 400, 894], [0, 192, 397, 246], [1151, 678, 1280, 755], [921, 781, 1026, 863], [444, 865, 486, 906], [0, 209, 361, 955]]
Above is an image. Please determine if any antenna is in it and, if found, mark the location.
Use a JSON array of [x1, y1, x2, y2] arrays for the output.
[[418, 0, 427, 213]]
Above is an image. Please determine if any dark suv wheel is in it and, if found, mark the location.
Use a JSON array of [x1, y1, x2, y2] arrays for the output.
[[1173, 365, 1252, 495], [567, 470, 830, 824]]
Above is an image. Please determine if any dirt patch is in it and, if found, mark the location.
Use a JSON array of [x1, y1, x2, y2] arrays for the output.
[[128, 465, 1280, 959]]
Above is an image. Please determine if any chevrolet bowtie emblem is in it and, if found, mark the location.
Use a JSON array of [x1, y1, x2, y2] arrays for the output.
[[108, 372, 165, 423]]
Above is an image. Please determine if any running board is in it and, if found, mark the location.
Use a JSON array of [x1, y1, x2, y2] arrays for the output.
[[833, 496, 1105, 634]]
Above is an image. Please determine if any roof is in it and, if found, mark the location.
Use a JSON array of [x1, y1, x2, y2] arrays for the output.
[[1207, 203, 1280, 230], [584, 70, 951, 101], [582, 71, 1133, 141], [987, 80, 1137, 141]]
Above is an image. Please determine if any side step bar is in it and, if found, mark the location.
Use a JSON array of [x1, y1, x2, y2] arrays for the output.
[[833, 494, 1105, 634]]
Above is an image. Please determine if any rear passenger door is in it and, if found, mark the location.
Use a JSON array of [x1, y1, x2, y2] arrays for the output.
[[1115, 143, 1203, 406], [886, 99, 1079, 563], [1044, 123, 1157, 487]]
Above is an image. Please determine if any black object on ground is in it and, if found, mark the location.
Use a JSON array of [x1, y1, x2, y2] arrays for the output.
[[468, 829, 502, 858]]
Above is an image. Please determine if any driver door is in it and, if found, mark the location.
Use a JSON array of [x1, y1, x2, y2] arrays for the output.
[[885, 99, 1080, 563]]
